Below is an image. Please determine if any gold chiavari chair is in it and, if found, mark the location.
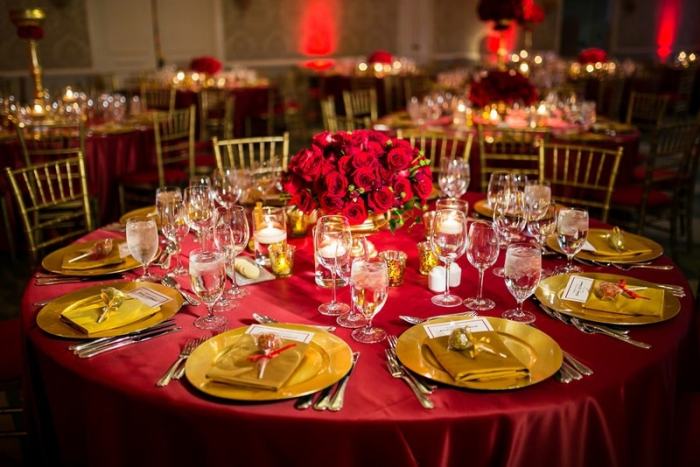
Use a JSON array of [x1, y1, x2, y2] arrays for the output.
[[15, 120, 86, 166], [343, 88, 378, 122], [383, 75, 408, 115], [626, 91, 669, 130], [596, 78, 625, 120], [539, 143, 623, 223], [140, 84, 176, 115], [199, 89, 234, 141], [118, 106, 195, 213], [478, 126, 547, 191], [5, 150, 93, 263], [396, 130, 473, 176], [213, 133, 290, 172], [404, 75, 433, 103], [320, 97, 370, 132]]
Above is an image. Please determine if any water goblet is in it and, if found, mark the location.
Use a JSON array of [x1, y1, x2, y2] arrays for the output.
[[438, 157, 470, 199], [314, 215, 352, 317], [184, 185, 215, 244], [350, 257, 389, 344], [189, 249, 227, 330], [502, 243, 542, 324], [491, 193, 526, 277], [526, 203, 558, 277], [126, 216, 159, 281], [555, 208, 589, 274], [487, 171, 512, 208], [212, 168, 243, 209], [216, 205, 250, 300], [430, 209, 468, 307], [159, 200, 190, 275], [463, 220, 499, 311]]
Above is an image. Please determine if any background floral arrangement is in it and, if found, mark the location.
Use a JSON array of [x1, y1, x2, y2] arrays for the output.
[[520, 0, 545, 24], [477, 0, 524, 29], [469, 70, 539, 108], [189, 56, 223, 75], [283, 130, 432, 228], [578, 48, 608, 64], [367, 50, 394, 64]]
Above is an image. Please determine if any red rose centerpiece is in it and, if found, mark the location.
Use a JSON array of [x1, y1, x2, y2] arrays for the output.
[[367, 50, 394, 65], [469, 69, 539, 108], [477, 0, 524, 29], [283, 130, 432, 229], [189, 56, 223, 75], [578, 48, 608, 64]]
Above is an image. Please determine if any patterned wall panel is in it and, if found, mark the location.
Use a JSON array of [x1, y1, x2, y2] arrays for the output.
[[0, 0, 92, 71]]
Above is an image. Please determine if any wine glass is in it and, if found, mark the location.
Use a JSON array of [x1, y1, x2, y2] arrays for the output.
[[315, 215, 353, 316], [126, 216, 159, 281], [212, 168, 243, 209], [463, 220, 499, 311], [189, 175, 211, 189], [435, 197, 469, 215], [487, 171, 511, 208], [189, 249, 227, 330], [556, 208, 589, 274], [502, 243, 542, 324], [216, 205, 250, 300], [350, 257, 389, 344], [438, 157, 470, 199], [430, 209, 468, 307], [159, 199, 190, 276], [491, 192, 526, 277], [526, 203, 558, 277], [524, 180, 551, 210], [155, 186, 182, 215], [184, 185, 215, 245]]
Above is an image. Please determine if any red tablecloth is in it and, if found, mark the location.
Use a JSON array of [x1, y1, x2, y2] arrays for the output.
[[21, 193, 692, 467]]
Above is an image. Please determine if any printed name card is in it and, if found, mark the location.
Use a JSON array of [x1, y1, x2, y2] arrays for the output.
[[561, 275, 594, 303], [246, 324, 314, 343], [423, 317, 494, 339], [128, 287, 172, 307]]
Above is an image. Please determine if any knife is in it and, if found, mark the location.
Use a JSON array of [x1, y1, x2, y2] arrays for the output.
[[77, 326, 180, 358]]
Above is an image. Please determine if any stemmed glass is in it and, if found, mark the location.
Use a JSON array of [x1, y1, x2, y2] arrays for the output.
[[438, 157, 470, 198], [159, 200, 190, 276], [189, 249, 227, 330], [430, 209, 468, 307], [526, 203, 558, 277], [435, 197, 469, 215], [155, 186, 182, 214], [212, 168, 243, 209], [491, 192, 526, 277], [126, 216, 159, 281], [502, 243, 542, 324], [556, 208, 589, 274], [215, 206, 250, 300], [184, 185, 215, 245], [315, 215, 353, 316], [487, 171, 512, 208], [350, 257, 389, 344], [463, 220, 499, 311]]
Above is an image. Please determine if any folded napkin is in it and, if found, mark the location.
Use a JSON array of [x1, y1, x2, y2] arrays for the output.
[[206, 334, 307, 391], [425, 332, 529, 383], [60, 294, 160, 335], [61, 241, 124, 271], [583, 280, 664, 317], [586, 231, 652, 258]]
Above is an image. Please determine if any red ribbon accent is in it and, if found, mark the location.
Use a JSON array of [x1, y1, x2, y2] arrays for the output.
[[247, 343, 297, 362], [617, 279, 650, 300]]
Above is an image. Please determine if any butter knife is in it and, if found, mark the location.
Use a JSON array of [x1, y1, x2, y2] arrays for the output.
[[328, 352, 360, 412]]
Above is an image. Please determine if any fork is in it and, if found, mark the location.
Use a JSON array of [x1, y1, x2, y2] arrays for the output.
[[569, 317, 651, 349], [385, 350, 434, 409], [386, 335, 435, 393], [156, 337, 205, 387]]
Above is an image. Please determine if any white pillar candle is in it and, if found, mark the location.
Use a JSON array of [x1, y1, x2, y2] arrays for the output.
[[254, 226, 286, 244], [428, 263, 461, 292], [318, 241, 347, 259], [439, 217, 463, 235]]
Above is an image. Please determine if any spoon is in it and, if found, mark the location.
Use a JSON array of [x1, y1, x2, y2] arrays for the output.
[[399, 311, 478, 326], [252, 312, 336, 332], [161, 276, 201, 306]]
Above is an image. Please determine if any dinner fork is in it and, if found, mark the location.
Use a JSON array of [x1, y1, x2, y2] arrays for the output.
[[385, 350, 434, 409], [569, 317, 652, 349], [156, 337, 205, 387], [386, 335, 435, 394]]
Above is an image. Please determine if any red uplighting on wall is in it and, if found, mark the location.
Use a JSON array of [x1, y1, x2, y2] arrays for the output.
[[656, 0, 680, 62], [485, 23, 518, 54], [300, 0, 337, 56]]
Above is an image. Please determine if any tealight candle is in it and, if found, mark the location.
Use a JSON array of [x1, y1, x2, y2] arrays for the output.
[[439, 216, 463, 235], [318, 240, 347, 259]]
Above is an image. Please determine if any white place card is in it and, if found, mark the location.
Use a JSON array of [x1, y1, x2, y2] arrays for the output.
[[423, 317, 494, 339], [246, 324, 314, 344], [128, 287, 172, 307], [561, 275, 594, 303], [581, 240, 596, 253]]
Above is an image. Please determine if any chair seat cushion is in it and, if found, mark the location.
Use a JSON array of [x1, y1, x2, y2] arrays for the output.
[[195, 153, 216, 168], [612, 186, 672, 206], [119, 168, 188, 186], [0, 318, 21, 382], [632, 165, 678, 182]]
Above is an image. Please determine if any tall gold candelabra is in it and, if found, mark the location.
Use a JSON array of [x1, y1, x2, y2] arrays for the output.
[[10, 8, 47, 118]]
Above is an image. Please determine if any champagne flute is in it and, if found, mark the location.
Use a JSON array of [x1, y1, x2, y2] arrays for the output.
[[126, 216, 159, 281], [212, 168, 243, 209], [438, 157, 470, 198], [315, 215, 352, 316], [189, 249, 227, 330], [430, 209, 468, 307], [556, 208, 589, 274], [350, 257, 389, 344], [184, 185, 214, 245], [217, 205, 250, 300], [463, 220, 499, 311], [159, 199, 190, 276], [502, 243, 541, 324]]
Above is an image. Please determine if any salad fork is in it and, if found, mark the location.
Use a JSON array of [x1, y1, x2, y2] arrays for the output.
[[156, 337, 205, 387], [385, 350, 434, 409]]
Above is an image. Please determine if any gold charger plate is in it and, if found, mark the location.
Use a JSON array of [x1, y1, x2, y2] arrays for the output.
[[119, 206, 158, 225], [546, 228, 663, 264], [42, 239, 141, 276], [535, 272, 680, 326], [185, 324, 353, 401], [36, 281, 184, 339], [473, 199, 494, 218], [395, 317, 562, 390]]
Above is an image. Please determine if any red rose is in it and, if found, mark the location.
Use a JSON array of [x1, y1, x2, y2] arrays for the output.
[[349, 149, 376, 169], [353, 167, 378, 191], [393, 177, 413, 202], [189, 56, 222, 75], [368, 187, 395, 213], [413, 172, 433, 200], [367, 50, 394, 64], [387, 147, 414, 171], [578, 48, 608, 64], [342, 198, 368, 225], [291, 189, 316, 213], [291, 146, 323, 182], [319, 194, 344, 214], [324, 171, 348, 197], [312, 131, 334, 149], [282, 174, 302, 197], [337, 155, 353, 175]]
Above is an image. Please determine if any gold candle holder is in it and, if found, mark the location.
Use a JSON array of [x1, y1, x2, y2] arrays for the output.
[[269, 243, 295, 277], [286, 207, 315, 237], [10, 8, 46, 117], [379, 250, 407, 287], [422, 210, 436, 239], [417, 241, 439, 275]]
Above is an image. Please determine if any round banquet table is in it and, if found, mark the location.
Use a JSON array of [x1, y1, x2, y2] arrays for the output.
[[20, 193, 693, 467]]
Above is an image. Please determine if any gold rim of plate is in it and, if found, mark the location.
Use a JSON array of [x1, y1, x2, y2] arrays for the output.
[[185, 324, 353, 401], [119, 206, 158, 226], [41, 239, 141, 276], [36, 281, 184, 339], [395, 317, 562, 390], [535, 272, 680, 326], [546, 228, 663, 263]]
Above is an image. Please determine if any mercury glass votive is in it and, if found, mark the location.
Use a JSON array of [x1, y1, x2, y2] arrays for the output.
[[379, 250, 407, 286], [422, 211, 436, 239], [286, 207, 308, 237], [269, 243, 295, 277], [417, 241, 439, 275]]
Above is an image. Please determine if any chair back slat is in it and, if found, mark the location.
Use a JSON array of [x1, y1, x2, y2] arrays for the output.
[[16, 121, 86, 166], [199, 89, 234, 140], [213, 133, 290, 172], [153, 106, 195, 187], [626, 91, 669, 128], [141, 84, 176, 115], [396, 130, 472, 175], [343, 88, 378, 121]]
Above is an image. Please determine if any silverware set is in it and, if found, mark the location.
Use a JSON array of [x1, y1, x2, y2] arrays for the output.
[[398, 311, 477, 326], [557, 351, 594, 383], [573, 257, 674, 271], [68, 319, 181, 358], [156, 336, 206, 387], [35, 272, 125, 286], [295, 352, 360, 412], [161, 276, 200, 306], [385, 335, 435, 409], [252, 312, 337, 332]]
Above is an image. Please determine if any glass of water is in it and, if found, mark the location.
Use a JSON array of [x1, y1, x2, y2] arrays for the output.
[[556, 208, 589, 274], [350, 257, 389, 344], [438, 157, 470, 199], [189, 249, 227, 330], [502, 243, 542, 324], [126, 216, 159, 281]]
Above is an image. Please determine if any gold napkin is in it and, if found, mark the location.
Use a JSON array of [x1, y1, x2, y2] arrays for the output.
[[586, 231, 652, 258], [206, 334, 307, 391], [60, 294, 160, 335], [583, 280, 664, 317], [425, 332, 529, 383], [61, 241, 125, 271]]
